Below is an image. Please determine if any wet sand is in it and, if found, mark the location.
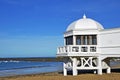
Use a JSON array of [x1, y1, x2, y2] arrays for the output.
[[0, 69, 120, 80]]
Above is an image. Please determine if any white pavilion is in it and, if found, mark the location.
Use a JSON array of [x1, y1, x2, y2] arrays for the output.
[[57, 14, 120, 76]]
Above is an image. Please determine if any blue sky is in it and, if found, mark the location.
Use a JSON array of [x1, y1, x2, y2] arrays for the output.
[[0, 0, 120, 57]]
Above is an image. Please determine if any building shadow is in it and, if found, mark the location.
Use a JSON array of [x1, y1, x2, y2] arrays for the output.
[[59, 68, 120, 75]]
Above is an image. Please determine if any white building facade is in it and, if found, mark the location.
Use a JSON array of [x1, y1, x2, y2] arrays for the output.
[[56, 15, 120, 76]]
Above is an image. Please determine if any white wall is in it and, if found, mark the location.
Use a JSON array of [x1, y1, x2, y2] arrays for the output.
[[99, 28, 120, 54]]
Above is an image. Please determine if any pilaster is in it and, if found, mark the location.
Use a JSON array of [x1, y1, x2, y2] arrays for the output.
[[72, 58, 77, 76], [63, 62, 67, 76], [97, 57, 102, 75]]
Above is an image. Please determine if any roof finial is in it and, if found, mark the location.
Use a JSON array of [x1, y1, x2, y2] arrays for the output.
[[83, 14, 86, 19]]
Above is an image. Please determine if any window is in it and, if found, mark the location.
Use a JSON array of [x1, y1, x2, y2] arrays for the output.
[[76, 35, 97, 45], [76, 36, 81, 45], [83, 36, 87, 45], [92, 35, 97, 45], [65, 36, 73, 45]]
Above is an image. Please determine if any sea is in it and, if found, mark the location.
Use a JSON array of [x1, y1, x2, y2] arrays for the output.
[[0, 59, 119, 77], [0, 60, 63, 77]]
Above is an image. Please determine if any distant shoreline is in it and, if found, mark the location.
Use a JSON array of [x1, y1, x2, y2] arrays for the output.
[[0, 57, 120, 62], [0, 57, 64, 62]]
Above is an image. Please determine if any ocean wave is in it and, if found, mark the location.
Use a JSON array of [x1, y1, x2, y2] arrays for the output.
[[0, 65, 51, 71], [0, 60, 20, 63]]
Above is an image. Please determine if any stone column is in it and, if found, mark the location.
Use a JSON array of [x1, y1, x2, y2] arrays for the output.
[[97, 57, 102, 75], [72, 58, 77, 76], [107, 67, 111, 73], [89, 36, 92, 45], [106, 59, 111, 73], [73, 35, 76, 45], [63, 62, 67, 76]]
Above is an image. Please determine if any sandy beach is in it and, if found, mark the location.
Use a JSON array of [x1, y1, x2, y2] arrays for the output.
[[0, 70, 120, 80], [0, 73, 120, 80], [0, 62, 119, 80]]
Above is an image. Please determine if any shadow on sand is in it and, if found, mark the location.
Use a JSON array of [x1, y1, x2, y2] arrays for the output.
[[59, 68, 120, 75]]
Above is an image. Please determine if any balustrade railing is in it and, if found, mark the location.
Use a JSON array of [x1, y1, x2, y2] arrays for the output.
[[57, 45, 97, 54]]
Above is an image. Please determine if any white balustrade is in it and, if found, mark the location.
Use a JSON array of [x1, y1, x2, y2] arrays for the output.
[[57, 45, 97, 54]]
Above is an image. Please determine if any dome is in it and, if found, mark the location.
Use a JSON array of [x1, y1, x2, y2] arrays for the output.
[[66, 15, 104, 31]]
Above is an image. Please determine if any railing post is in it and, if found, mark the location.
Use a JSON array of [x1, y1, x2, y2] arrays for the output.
[[61, 47, 63, 53], [96, 46, 97, 52], [66, 46, 69, 53], [57, 48, 59, 54], [61, 47, 62, 53], [63, 47, 65, 53], [59, 47, 61, 53], [88, 45, 90, 53], [79, 46, 81, 53], [70, 45, 72, 53]]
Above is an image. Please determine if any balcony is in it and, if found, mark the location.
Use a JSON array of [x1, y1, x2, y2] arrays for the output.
[[57, 45, 98, 56]]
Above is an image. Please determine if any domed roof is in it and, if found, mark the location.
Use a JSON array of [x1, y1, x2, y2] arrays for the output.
[[66, 14, 104, 31]]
